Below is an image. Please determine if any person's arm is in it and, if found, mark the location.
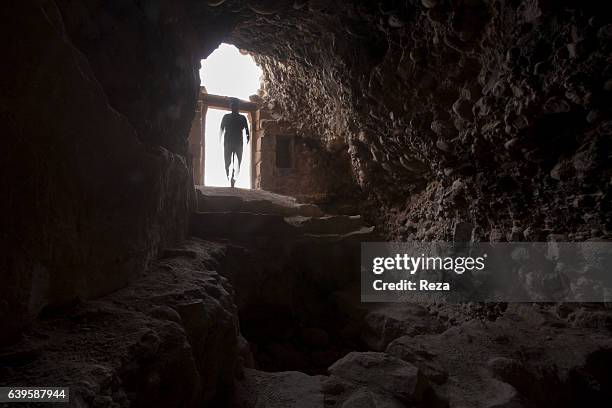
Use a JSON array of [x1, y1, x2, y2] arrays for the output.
[[243, 115, 250, 143], [220, 115, 227, 142]]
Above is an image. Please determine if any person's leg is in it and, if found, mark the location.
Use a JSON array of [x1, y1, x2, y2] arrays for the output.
[[230, 151, 237, 187], [224, 142, 232, 178], [235, 141, 244, 175]]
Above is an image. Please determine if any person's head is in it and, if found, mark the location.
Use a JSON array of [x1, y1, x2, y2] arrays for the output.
[[229, 98, 239, 113]]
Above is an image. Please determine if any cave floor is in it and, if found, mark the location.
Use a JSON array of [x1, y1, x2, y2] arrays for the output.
[[2, 189, 612, 408]]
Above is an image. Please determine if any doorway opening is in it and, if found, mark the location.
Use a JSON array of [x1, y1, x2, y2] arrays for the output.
[[204, 108, 252, 188], [199, 43, 262, 189]]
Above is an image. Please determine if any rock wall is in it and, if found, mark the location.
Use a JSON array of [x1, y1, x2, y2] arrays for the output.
[[54, 0, 234, 155], [0, 0, 202, 343], [229, 0, 612, 240]]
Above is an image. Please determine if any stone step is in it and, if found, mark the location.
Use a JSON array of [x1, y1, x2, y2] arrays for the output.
[[285, 215, 366, 235], [192, 187, 373, 241], [196, 186, 324, 217], [191, 210, 375, 241], [191, 211, 298, 240]]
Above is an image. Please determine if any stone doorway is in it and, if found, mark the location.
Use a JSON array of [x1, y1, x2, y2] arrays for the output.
[[189, 90, 260, 188]]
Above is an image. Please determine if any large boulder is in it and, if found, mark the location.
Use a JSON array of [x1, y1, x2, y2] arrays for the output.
[[328, 352, 428, 403]]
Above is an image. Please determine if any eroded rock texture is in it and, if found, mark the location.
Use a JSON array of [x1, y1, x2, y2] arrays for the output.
[[229, 0, 612, 240], [1, 239, 240, 407]]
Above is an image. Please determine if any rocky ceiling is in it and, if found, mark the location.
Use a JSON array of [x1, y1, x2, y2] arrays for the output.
[[222, 0, 612, 241]]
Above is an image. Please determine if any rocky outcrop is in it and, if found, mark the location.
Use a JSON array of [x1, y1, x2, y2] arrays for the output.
[[386, 303, 612, 408], [0, 239, 239, 406], [231, 303, 612, 408]]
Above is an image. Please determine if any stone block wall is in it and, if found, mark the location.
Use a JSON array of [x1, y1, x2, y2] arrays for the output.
[[254, 105, 361, 212]]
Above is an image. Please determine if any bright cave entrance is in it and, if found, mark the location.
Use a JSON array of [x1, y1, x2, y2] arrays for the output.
[[200, 43, 262, 188]]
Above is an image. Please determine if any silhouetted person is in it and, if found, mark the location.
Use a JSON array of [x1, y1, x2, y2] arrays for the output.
[[220, 98, 249, 187]]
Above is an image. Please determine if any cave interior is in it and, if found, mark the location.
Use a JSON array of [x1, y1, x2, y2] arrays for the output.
[[1, 0, 612, 407]]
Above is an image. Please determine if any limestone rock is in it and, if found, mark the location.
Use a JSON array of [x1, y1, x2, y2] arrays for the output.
[[328, 352, 428, 403], [386, 337, 449, 385], [362, 304, 444, 351], [232, 369, 325, 407]]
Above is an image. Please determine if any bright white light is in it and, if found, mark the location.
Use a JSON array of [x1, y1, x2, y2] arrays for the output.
[[200, 44, 262, 188], [200, 43, 262, 100]]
